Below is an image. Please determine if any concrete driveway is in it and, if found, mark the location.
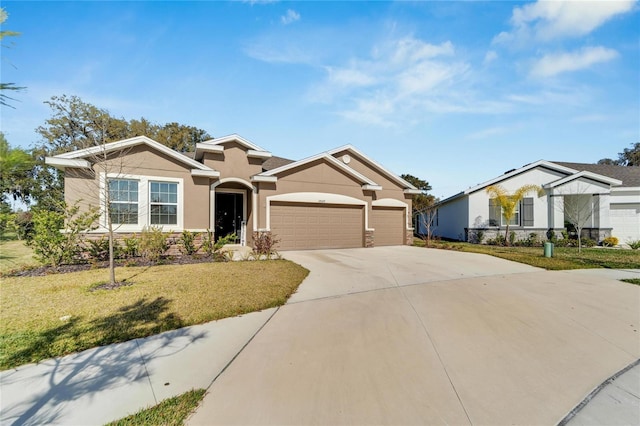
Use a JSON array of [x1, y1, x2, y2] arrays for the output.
[[189, 246, 640, 425]]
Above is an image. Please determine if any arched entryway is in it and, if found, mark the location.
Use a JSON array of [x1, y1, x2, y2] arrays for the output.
[[211, 178, 255, 245]]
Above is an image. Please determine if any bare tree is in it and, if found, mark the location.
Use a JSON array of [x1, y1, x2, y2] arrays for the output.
[[49, 119, 139, 285], [561, 193, 595, 253], [415, 203, 438, 247]]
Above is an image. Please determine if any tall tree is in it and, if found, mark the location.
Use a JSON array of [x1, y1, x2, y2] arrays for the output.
[[0, 8, 26, 108], [485, 184, 543, 246], [618, 142, 640, 166], [401, 173, 436, 213], [31, 95, 212, 208], [0, 132, 33, 203], [597, 142, 640, 167]]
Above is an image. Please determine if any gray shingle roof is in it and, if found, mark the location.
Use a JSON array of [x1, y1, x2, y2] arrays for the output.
[[553, 162, 640, 187], [262, 156, 294, 171]]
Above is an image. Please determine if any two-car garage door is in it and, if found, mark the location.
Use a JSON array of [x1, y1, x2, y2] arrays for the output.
[[270, 202, 406, 250], [270, 202, 364, 250]]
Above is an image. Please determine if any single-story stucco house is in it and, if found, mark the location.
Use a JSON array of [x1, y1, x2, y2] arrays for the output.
[[431, 160, 640, 244], [46, 134, 420, 250]]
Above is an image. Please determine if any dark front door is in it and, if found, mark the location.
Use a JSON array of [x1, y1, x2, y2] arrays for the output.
[[215, 192, 243, 242]]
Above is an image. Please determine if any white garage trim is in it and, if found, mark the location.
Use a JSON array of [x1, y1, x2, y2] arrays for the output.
[[372, 198, 412, 230], [265, 192, 371, 231]]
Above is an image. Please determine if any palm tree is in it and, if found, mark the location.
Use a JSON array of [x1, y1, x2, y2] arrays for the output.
[[486, 184, 544, 245]]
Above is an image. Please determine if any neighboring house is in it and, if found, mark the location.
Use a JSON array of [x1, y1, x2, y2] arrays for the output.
[[46, 135, 420, 250], [432, 160, 640, 244]]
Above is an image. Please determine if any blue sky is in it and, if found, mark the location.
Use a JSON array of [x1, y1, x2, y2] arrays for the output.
[[1, 1, 638, 198]]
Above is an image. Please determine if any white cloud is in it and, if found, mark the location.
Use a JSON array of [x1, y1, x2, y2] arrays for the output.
[[495, 0, 636, 43], [483, 50, 498, 65], [530, 46, 619, 77], [281, 9, 300, 25], [311, 37, 471, 125]]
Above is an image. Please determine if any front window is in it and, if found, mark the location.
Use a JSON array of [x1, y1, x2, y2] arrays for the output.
[[150, 182, 178, 225], [108, 179, 138, 224], [502, 203, 520, 226]]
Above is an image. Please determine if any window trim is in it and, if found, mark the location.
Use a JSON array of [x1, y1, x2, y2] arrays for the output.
[[100, 173, 184, 232], [108, 178, 140, 225], [149, 181, 179, 226], [501, 202, 520, 227]]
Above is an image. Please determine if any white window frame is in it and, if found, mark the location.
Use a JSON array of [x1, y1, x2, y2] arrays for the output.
[[100, 173, 184, 232], [501, 203, 520, 227], [108, 178, 140, 226], [149, 181, 179, 226]]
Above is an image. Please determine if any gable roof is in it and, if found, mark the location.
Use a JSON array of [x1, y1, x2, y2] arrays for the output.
[[458, 160, 573, 196], [257, 152, 382, 190], [195, 134, 272, 160], [552, 162, 640, 188], [48, 135, 215, 172], [438, 159, 629, 205], [543, 170, 622, 189], [326, 145, 419, 191]]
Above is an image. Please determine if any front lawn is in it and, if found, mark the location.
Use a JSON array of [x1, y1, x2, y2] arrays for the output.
[[0, 261, 308, 370], [0, 239, 38, 274], [415, 239, 640, 270]]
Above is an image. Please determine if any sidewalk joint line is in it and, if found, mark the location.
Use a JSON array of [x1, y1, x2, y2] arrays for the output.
[[399, 286, 474, 425], [135, 339, 158, 405], [205, 307, 281, 391]]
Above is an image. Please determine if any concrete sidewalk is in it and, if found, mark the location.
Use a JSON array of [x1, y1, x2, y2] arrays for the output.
[[0, 308, 277, 425]]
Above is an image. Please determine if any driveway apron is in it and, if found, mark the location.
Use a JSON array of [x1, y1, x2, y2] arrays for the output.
[[189, 247, 640, 425]]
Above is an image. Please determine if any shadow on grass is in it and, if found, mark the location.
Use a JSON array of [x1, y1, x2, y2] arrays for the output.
[[0, 297, 207, 426]]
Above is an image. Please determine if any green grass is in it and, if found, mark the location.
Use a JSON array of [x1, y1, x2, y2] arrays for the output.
[[105, 389, 206, 426], [415, 239, 640, 270], [621, 278, 640, 286], [0, 239, 37, 274], [0, 260, 309, 370]]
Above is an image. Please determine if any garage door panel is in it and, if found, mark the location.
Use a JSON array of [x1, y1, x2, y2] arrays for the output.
[[610, 204, 640, 241], [372, 207, 404, 246], [271, 202, 364, 250]]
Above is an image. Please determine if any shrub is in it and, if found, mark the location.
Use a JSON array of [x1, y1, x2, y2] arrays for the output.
[[253, 231, 280, 255], [627, 240, 640, 250], [602, 236, 619, 247], [121, 235, 139, 258], [179, 230, 200, 255], [86, 237, 111, 262], [581, 238, 597, 248], [471, 230, 485, 244], [31, 203, 99, 267], [139, 226, 168, 262], [14, 211, 34, 241]]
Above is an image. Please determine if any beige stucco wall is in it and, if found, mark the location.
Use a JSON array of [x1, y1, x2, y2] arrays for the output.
[[331, 150, 413, 229], [256, 160, 375, 229], [64, 145, 210, 230], [202, 142, 264, 181]]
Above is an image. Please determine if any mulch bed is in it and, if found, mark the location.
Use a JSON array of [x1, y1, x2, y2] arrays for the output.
[[3, 255, 218, 278]]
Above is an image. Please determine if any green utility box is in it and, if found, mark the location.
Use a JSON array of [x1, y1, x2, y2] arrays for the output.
[[544, 242, 554, 258]]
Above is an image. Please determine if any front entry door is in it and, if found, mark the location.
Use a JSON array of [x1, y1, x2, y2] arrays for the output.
[[215, 192, 243, 243]]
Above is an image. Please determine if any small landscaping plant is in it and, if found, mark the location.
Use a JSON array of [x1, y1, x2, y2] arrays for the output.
[[179, 230, 200, 256], [139, 226, 169, 262], [628, 240, 640, 250], [602, 236, 619, 247], [253, 231, 280, 257]]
